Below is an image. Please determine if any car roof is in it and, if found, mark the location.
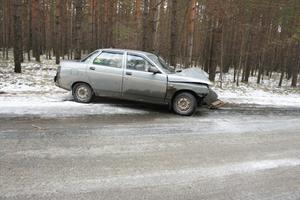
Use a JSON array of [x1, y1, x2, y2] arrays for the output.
[[99, 48, 154, 56]]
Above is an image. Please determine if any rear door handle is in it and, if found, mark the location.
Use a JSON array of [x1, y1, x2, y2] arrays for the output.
[[126, 72, 132, 76], [90, 66, 95, 70]]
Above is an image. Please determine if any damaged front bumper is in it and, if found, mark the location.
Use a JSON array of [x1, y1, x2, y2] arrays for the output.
[[203, 88, 225, 109]]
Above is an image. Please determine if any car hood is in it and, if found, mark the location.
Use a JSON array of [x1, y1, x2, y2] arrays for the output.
[[167, 68, 212, 85]]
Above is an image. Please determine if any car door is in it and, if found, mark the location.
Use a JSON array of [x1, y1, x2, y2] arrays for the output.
[[87, 51, 124, 97], [122, 53, 167, 103]]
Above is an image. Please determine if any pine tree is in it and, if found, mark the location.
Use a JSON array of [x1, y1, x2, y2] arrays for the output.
[[12, 0, 22, 73]]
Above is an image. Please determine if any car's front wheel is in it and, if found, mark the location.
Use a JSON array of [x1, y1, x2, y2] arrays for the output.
[[172, 92, 197, 116], [72, 83, 93, 103]]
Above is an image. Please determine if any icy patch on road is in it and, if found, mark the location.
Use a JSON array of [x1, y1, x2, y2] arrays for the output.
[[3, 159, 300, 197], [77, 159, 300, 189], [6, 142, 182, 159]]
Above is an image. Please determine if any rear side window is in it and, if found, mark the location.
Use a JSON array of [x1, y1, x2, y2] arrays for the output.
[[93, 52, 123, 68], [127, 54, 154, 72]]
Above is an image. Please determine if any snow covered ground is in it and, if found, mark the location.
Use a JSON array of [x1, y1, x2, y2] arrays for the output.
[[0, 55, 299, 118], [213, 71, 300, 107], [0, 94, 148, 118]]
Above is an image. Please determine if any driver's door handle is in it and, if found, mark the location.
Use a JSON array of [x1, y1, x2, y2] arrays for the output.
[[90, 66, 95, 70], [126, 72, 132, 76]]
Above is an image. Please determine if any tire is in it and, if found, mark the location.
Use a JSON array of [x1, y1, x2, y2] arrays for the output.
[[72, 83, 93, 103], [172, 92, 197, 116]]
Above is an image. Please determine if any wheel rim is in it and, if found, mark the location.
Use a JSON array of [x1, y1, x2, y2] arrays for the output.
[[177, 97, 192, 112], [76, 86, 90, 101]]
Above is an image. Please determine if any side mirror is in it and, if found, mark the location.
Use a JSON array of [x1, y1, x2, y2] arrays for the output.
[[148, 66, 160, 74]]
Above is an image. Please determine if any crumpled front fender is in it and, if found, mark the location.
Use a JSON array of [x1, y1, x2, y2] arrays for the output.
[[165, 82, 210, 102]]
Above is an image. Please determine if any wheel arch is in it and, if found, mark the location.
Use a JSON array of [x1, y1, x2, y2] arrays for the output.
[[171, 90, 200, 105], [71, 81, 95, 95]]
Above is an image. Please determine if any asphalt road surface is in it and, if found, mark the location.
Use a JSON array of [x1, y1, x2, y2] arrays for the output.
[[1, 103, 300, 200]]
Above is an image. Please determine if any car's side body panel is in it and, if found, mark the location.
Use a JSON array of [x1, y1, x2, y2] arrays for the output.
[[122, 70, 168, 104], [87, 64, 124, 97], [121, 52, 168, 104], [86, 51, 125, 97]]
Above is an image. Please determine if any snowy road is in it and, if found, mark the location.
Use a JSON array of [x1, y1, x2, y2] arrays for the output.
[[1, 104, 300, 200]]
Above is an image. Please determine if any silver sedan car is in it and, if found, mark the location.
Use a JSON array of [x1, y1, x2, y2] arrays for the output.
[[54, 49, 223, 116]]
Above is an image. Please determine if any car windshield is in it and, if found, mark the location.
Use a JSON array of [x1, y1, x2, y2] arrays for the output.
[[81, 50, 99, 62], [147, 54, 175, 74]]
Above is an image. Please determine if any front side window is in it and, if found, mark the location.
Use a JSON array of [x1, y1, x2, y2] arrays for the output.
[[127, 54, 155, 72], [93, 52, 123, 68]]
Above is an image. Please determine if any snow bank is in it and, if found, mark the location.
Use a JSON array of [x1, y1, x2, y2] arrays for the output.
[[214, 86, 300, 107], [0, 93, 147, 118], [0, 57, 62, 93], [213, 70, 300, 107]]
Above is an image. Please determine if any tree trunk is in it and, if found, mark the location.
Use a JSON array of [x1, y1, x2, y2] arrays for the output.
[[55, 0, 61, 64], [31, 0, 41, 62], [12, 0, 22, 73], [74, 0, 82, 60], [187, 0, 196, 67], [142, 0, 149, 51], [169, 0, 178, 67], [291, 59, 299, 87], [2, 0, 6, 59], [279, 71, 284, 87], [279, 52, 287, 87], [153, 0, 162, 53], [27, 0, 32, 61], [2, 0, 10, 60], [219, 24, 225, 88], [88, 0, 93, 51], [237, 25, 249, 86], [135, 0, 142, 49], [208, 20, 216, 82], [108, 0, 115, 47], [257, 57, 263, 84]]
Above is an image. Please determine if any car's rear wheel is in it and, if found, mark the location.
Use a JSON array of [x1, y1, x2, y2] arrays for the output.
[[172, 92, 197, 116], [73, 83, 93, 103]]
